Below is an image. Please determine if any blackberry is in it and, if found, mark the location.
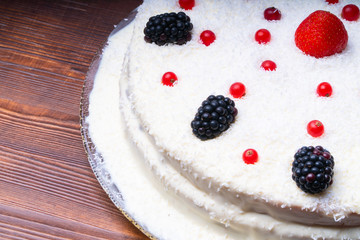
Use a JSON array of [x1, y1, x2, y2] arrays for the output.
[[143, 12, 193, 46], [292, 146, 334, 194], [191, 95, 238, 140]]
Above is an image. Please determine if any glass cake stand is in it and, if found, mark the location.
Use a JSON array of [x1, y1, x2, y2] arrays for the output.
[[79, 9, 156, 240]]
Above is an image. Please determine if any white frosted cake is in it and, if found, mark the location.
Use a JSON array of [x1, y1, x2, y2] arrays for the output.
[[116, 0, 360, 239]]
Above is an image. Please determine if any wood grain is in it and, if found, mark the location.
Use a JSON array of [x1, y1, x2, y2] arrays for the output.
[[0, 0, 148, 239]]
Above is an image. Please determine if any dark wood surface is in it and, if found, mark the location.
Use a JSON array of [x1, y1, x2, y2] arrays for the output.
[[0, 0, 149, 239]]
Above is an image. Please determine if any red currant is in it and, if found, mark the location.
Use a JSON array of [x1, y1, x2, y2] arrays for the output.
[[229, 82, 246, 98], [162, 72, 178, 86], [179, 0, 195, 10], [264, 7, 282, 21], [325, 0, 339, 4], [200, 30, 216, 46], [261, 60, 277, 71], [255, 29, 271, 44], [341, 4, 360, 21], [243, 149, 258, 164], [307, 120, 324, 138], [317, 82, 333, 97]]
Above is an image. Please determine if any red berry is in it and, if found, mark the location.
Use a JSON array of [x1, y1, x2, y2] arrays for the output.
[[295, 10, 348, 58], [243, 149, 258, 164], [200, 30, 216, 46], [341, 4, 360, 21], [162, 72, 178, 86], [261, 60, 277, 71], [317, 82, 333, 97], [179, 0, 195, 10], [307, 120, 324, 138], [264, 7, 281, 21], [229, 82, 246, 98], [325, 0, 339, 4], [255, 29, 271, 44]]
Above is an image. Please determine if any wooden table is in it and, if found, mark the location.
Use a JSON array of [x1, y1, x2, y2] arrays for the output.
[[0, 0, 149, 239]]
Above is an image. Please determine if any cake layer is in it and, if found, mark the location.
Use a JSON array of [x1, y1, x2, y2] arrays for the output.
[[126, 0, 360, 228], [120, 60, 360, 239]]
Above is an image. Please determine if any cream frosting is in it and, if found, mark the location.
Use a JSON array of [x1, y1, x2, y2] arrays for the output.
[[88, 0, 360, 239], [126, 0, 360, 228]]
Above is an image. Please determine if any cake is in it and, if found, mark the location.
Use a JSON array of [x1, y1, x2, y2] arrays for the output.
[[115, 0, 360, 239]]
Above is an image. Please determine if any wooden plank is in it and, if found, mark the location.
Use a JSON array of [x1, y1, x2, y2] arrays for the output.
[[0, 0, 148, 239]]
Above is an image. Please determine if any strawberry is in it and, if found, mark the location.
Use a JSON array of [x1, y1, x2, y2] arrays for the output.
[[295, 10, 348, 58]]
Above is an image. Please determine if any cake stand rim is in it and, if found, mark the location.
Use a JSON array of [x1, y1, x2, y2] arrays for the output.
[[79, 8, 158, 240]]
